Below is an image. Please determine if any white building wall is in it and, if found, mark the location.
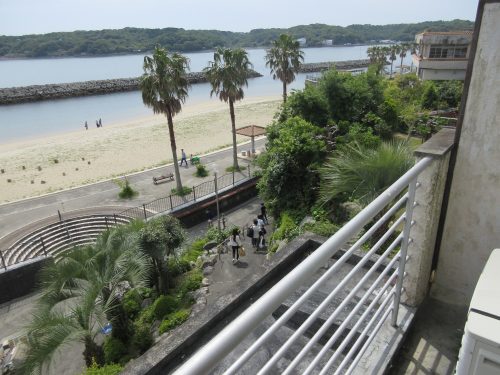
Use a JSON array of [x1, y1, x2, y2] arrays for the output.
[[431, 2, 500, 305]]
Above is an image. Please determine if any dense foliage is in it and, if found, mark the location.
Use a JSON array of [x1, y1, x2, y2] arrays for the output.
[[257, 117, 327, 218], [0, 20, 473, 58]]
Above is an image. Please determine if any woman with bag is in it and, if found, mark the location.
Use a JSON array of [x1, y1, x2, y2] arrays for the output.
[[228, 228, 242, 263]]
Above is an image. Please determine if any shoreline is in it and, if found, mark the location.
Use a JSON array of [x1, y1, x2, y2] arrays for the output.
[[0, 96, 280, 203]]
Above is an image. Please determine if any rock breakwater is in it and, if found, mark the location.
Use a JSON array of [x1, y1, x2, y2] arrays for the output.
[[0, 70, 262, 105], [299, 59, 371, 73]]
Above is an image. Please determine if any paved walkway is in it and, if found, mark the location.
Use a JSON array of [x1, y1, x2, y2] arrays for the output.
[[0, 195, 271, 375], [0, 138, 266, 249]]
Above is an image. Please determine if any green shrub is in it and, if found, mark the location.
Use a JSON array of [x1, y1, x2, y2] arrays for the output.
[[170, 186, 192, 196], [115, 178, 138, 199], [178, 270, 203, 297], [272, 213, 300, 243], [168, 257, 191, 278], [181, 238, 207, 263], [153, 295, 179, 320], [82, 361, 123, 375], [302, 221, 339, 237], [103, 337, 127, 365], [205, 226, 237, 243], [122, 289, 142, 319], [159, 309, 191, 335], [132, 321, 153, 354], [194, 164, 209, 177], [137, 287, 154, 299], [136, 304, 155, 324]]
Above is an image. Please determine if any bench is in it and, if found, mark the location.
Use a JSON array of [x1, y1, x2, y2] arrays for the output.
[[153, 173, 174, 185]]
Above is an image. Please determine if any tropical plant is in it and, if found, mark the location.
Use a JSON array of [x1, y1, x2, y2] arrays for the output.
[[204, 47, 253, 171], [388, 45, 397, 78], [398, 43, 409, 72], [140, 46, 190, 193], [319, 141, 415, 206], [265, 34, 305, 103], [20, 226, 150, 374], [138, 215, 186, 294], [366, 46, 387, 74], [257, 117, 327, 218]]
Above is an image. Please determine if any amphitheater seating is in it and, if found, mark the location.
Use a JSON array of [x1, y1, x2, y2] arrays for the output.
[[3, 214, 131, 267]]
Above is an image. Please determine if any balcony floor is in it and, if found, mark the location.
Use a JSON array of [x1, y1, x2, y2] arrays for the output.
[[387, 297, 468, 375]]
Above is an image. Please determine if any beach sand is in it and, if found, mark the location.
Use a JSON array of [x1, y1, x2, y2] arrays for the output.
[[0, 96, 281, 203]]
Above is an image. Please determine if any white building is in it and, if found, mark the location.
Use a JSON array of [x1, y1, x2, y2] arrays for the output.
[[296, 37, 307, 47], [412, 31, 473, 80]]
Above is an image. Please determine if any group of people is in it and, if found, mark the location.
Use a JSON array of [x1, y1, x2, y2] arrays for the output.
[[228, 203, 269, 264], [83, 118, 103, 130]]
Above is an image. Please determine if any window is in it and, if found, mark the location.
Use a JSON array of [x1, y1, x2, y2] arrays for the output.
[[429, 45, 468, 59], [454, 47, 467, 58]]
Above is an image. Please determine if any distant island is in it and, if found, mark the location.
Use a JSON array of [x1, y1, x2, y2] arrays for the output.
[[0, 20, 473, 59]]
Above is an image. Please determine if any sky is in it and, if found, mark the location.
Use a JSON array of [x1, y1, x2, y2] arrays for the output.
[[0, 0, 478, 36]]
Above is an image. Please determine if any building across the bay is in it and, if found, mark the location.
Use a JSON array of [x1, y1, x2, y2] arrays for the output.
[[412, 31, 473, 80]]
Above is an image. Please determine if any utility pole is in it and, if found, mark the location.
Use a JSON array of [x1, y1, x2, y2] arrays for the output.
[[214, 172, 221, 232]]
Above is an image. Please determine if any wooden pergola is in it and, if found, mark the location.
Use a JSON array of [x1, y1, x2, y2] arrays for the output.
[[235, 125, 266, 154]]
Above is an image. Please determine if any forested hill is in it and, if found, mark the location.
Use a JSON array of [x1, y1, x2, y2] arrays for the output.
[[0, 19, 473, 58]]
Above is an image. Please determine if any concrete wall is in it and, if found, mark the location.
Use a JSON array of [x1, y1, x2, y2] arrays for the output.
[[0, 257, 53, 304], [431, 2, 500, 306], [419, 68, 466, 81]]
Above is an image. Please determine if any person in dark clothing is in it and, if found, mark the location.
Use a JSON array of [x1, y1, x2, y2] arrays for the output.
[[261, 203, 268, 224], [180, 148, 188, 166]]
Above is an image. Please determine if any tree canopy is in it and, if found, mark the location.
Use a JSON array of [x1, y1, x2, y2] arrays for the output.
[[0, 20, 473, 58]]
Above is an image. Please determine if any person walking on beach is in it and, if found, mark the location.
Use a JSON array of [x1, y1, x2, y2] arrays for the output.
[[84, 121, 88, 130], [96, 120, 99, 128], [99, 118, 102, 127], [228, 228, 242, 263], [180, 149, 188, 166]]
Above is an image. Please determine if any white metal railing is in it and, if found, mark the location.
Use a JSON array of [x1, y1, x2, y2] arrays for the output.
[[173, 156, 433, 375]]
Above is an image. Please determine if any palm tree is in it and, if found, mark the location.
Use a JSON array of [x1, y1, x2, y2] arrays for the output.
[[138, 215, 185, 295], [204, 47, 253, 171], [140, 46, 190, 193], [265, 34, 305, 103], [398, 43, 409, 73], [367, 46, 386, 75], [319, 141, 415, 206], [388, 45, 397, 78], [21, 224, 149, 374]]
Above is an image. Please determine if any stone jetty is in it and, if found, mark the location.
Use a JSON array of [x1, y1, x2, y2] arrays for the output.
[[0, 59, 374, 105], [0, 70, 263, 105], [298, 59, 372, 73]]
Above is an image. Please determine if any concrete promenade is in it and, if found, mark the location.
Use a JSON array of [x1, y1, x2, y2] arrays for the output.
[[0, 138, 266, 250]]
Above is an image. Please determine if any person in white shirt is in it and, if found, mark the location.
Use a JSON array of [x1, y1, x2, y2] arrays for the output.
[[228, 228, 242, 263], [251, 219, 260, 249]]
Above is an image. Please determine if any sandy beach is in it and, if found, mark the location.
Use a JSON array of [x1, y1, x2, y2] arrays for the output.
[[0, 96, 280, 203]]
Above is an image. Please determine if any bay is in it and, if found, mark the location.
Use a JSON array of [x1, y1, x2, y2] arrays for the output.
[[0, 46, 408, 143]]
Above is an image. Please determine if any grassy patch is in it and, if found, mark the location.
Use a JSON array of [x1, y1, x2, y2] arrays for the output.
[[225, 165, 247, 173], [171, 186, 193, 196]]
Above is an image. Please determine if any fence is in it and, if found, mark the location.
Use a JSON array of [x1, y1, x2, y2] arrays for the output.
[[119, 168, 251, 220], [0, 169, 253, 270], [173, 156, 433, 374]]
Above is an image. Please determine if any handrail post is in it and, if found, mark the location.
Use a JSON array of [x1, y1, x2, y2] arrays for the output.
[[40, 237, 48, 257], [232, 170, 235, 185], [142, 204, 147, 220], [248, 164, 251, 178], [113, 214, 117, 224], [0, 249, 7, 270], [105, 217, 109, 230], [169, 195, 173, 210], [193, 186, 196, 201], [391, 177, 418, 327]]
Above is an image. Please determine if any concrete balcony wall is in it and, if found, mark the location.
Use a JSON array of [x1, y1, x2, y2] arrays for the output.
[[431, 2, 500, 306]]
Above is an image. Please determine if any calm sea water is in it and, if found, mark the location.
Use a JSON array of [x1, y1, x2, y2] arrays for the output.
[[0, 46, 407, 143]]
